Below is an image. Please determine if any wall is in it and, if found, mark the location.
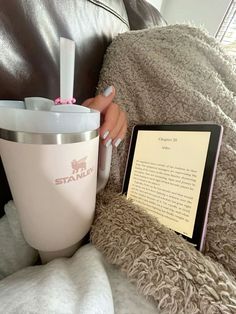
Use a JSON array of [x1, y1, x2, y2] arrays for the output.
[[160, 0, 231, 36]]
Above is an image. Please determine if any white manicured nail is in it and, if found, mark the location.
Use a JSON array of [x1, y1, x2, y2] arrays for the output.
[[103, 86, 113, 97], [102, 130, 109, 140], [105, 138, 112, 147], [114, 138, 122, 147]]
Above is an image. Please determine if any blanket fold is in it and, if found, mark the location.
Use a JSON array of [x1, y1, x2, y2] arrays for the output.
[[0, 241, 159, 314]]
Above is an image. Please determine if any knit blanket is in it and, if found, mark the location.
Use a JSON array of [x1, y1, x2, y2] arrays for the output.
[[90, 25, 236, 313]]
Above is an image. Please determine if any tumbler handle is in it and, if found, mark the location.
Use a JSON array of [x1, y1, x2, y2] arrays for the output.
[[97, 141, 112, 193]]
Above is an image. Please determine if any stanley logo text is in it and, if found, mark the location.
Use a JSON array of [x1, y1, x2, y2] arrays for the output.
[[54, 157, 93, 185]]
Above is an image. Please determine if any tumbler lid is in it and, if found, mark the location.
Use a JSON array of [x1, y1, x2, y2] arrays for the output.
[[0, 107, 100, 144], [0, 107, 100, 134]]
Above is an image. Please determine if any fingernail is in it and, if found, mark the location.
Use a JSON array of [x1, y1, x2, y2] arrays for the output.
[[102, 130, 109, 140], [105, 138, 112, 147], [114, 138, 122, 147], [102, 86, 113, 97]]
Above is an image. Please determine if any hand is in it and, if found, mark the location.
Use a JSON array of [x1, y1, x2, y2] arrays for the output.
[[82, 86, 127, 147]]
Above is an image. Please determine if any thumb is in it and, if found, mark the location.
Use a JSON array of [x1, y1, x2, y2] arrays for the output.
[[88, 86, 115, 112]]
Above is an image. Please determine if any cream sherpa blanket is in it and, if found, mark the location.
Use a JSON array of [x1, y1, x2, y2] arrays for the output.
[[0, 202, 158, 313], [90, 25, 236, 313]]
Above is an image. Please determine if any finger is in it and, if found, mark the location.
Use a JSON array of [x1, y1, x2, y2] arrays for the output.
[[100, 102, 120, 139], [81, 97, 94, 107], [113, 120, 127, 147], [103, 110, 126, 143], [87, 86, 115, 113]]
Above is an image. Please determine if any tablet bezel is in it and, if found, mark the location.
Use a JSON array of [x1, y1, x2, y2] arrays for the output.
[[122, 124, 223, 251]]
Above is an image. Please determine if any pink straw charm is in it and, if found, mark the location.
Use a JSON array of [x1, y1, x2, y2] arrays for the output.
[[54, 97, 76, 105]]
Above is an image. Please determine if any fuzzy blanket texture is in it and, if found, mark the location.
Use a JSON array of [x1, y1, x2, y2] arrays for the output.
[[90, 25, 236, 313], [0, 202, 158, 314]]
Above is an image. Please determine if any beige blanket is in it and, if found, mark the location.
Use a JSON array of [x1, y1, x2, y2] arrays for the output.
[[91, 25, 236, 313]]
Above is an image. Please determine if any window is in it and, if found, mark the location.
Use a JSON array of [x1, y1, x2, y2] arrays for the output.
[[216, 0, 236, 56]]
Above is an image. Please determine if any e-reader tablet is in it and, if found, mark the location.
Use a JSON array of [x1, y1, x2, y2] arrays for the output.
[[122, 124, 223, 251]]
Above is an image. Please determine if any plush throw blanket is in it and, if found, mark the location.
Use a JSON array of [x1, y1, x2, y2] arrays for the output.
[[91, 25, 236, 313], [0, 203, 158, 314]]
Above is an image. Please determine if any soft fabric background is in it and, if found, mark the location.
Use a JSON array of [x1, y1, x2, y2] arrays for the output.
[[0, 202, 158, 314], [96, 24, 236, 276], [92, 191, 236, 313], [90, 24, 236, 313], [0, 201, 38, 279]]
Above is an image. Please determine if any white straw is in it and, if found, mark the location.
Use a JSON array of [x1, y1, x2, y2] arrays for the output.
[[60, 37, 75, 102]]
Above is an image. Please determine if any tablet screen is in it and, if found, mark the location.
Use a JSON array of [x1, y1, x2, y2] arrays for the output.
[[123, 124, 223, 250]]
